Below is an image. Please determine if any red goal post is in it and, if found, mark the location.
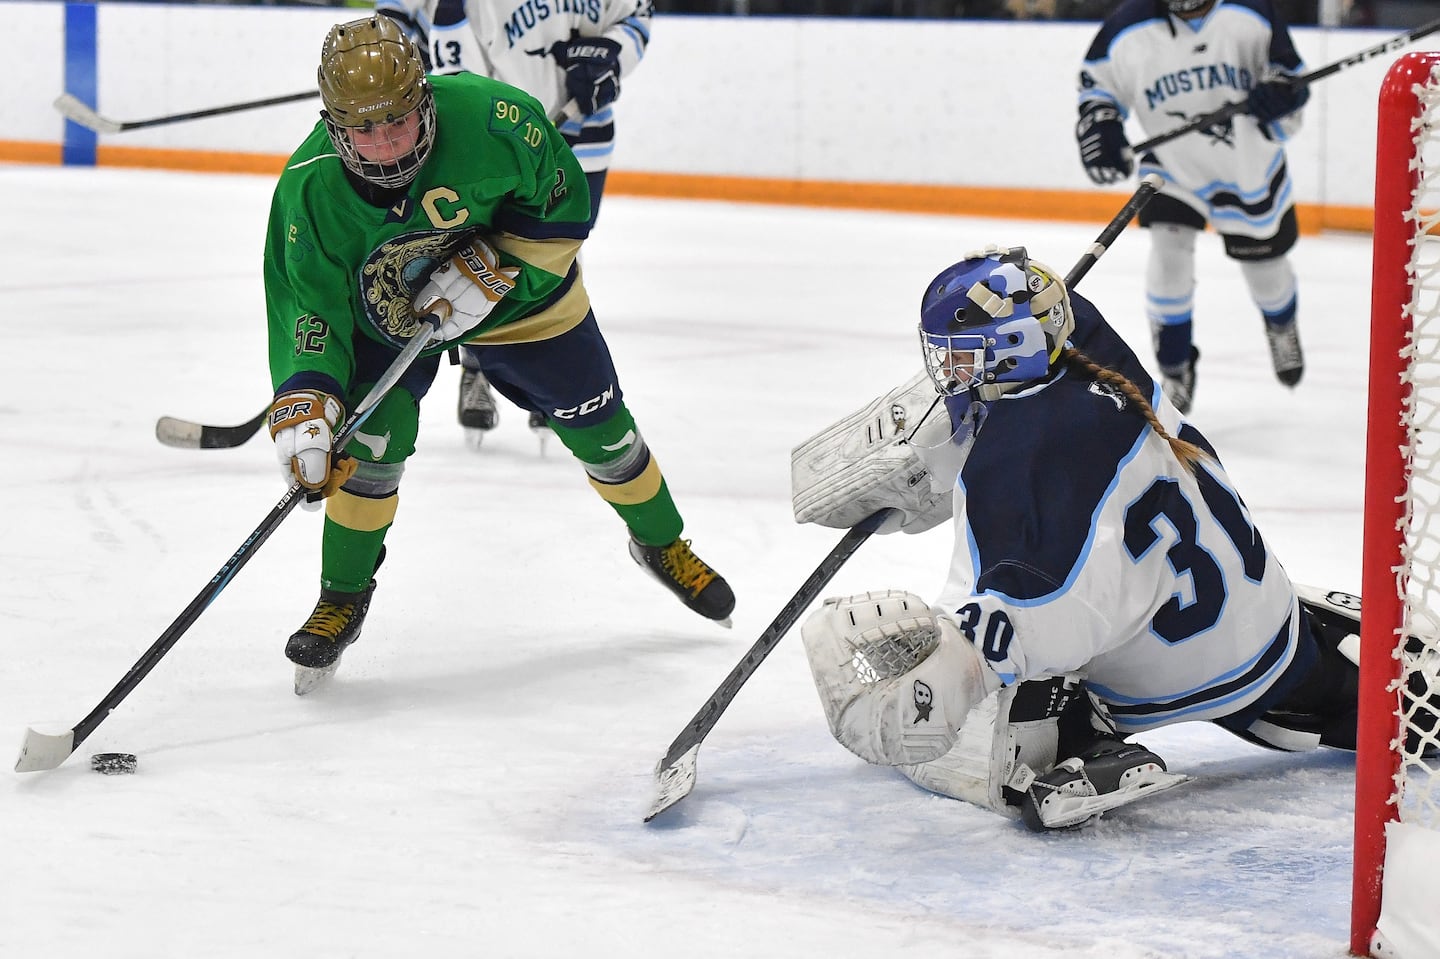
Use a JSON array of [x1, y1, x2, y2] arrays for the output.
[[1354, 49, 1440, 959]]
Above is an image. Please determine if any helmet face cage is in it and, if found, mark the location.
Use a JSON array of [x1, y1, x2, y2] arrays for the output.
[[918, 246, 1074, 397], [318, 16, 436, 189], [1164, 0, 1211, 15]]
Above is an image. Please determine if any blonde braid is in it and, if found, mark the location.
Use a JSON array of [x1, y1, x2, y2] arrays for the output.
[[1059, 348, 1209, 475]]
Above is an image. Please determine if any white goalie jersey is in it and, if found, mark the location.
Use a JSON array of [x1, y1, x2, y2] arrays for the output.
[[1079, 0, 1305, 238], [377, 0, 652, 173], [933, 296, 1302, 735]]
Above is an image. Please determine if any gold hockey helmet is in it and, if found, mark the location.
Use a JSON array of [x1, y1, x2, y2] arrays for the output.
[[317, 15, 436, 189]]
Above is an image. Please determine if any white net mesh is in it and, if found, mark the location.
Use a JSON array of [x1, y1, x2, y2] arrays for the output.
[[1392, 65, 1440, 828]]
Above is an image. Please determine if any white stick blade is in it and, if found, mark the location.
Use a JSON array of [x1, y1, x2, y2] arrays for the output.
[[52, 93, 122, 134], [644, 744, 700, 822], [14, 727, 76, 772], [154, 416, 204, 449]]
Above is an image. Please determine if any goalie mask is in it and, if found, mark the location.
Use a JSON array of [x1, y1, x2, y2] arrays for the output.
[[918, 245, 1073, 400], [318, 16, 436, 190]]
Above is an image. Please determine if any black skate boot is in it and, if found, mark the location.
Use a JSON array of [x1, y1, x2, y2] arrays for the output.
[[287, 581, 375, 665], [1020, 737, 1181, 831], [628, 537, 736, 626], [1159, 346, 1199, 415], [287, 548, 384, 695], [1265, 319, 1304, 387], [458, 368, 499, 441], [528, 409, 552, 455]]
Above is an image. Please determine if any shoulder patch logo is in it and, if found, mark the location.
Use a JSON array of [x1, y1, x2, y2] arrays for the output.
[[1088, 380, 1127, 411]]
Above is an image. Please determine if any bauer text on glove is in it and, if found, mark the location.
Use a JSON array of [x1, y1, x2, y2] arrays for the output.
[[268, 389, 356, 497], [412, 236, 521, 343], [550, 31, 622, 117]]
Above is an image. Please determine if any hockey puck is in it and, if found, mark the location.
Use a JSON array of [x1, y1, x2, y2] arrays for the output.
[[90, 753, 138, 775]]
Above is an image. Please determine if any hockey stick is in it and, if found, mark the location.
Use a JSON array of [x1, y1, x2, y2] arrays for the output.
[[1066, 172, 1162, 287], [1126, 15, 1440, 157], [645, 508, 899, 822], [54, 90, 320, 135], [14, 316, 440, 773], [56, 89, 577, 135], [156, 408, 269, 450], [643, 176, 1164, 822]]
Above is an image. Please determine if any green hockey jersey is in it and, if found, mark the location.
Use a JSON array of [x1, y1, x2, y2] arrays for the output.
[[263, 72, 593, 393]]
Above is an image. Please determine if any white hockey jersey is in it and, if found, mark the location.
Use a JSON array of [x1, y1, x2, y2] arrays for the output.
[[376, 0, 652, 173], [1079, 0, 1305, 239], [933, 294, 1301, 734]]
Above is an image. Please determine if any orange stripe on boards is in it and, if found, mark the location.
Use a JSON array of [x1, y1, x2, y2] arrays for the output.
[[608, 170, 1344, 236], [0, 140, 1367, 234], [96, 145, 287, 175], [0, 141, 62, 164]]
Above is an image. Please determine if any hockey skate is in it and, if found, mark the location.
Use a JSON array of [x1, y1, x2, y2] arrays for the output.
[[458, 368, 499, 449], [528, 410, 552, 456], [287, 579, 377, 695], [628, 537, 736, 626], [1019, 737, 1188, 831], [1159, 346, 1199, 415], [1265, 320, 1304, 387]]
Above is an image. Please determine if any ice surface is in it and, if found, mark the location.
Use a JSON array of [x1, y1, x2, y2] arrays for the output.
[[0, 164, 1383, 958]]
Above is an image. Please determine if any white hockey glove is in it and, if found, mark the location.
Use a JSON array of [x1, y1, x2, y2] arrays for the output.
[[791, 371, 965, 535], [412, 236, 521, 344], [268, 389, 356, 508], [801, 591, 1000, 766]]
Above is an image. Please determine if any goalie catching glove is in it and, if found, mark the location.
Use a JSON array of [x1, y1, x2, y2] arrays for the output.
[[791, 371, 967, 536], [268, 389, 356, 507], [412, 236, 521, 344]]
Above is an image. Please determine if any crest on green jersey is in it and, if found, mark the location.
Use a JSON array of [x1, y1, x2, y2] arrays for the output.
[[359, 229, 471, 347]]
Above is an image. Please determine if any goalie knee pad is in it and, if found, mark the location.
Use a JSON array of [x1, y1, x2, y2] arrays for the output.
[[800, 590, 999, 766]]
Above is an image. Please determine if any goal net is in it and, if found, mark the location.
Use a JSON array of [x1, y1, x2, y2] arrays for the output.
[[1354, 49, 1440, 959]]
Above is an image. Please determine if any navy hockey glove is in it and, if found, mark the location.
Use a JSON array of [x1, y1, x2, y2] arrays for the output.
[[1247, 78, 1310, 124], [1075, 103, 1133, 186], [551, 33, 623, 117]]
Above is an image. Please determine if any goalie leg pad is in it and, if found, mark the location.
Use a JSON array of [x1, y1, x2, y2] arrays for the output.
[[801, 591, 997, 766], [1227, 587, 1358, 752]]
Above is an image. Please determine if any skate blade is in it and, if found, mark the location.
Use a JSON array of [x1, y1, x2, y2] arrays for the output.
[[1038, 770, 1190, 829], [463, 428, 487, 451], [294, 661, 341, 696]]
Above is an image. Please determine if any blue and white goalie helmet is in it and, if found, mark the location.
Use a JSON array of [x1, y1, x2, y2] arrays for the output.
[[918, 245, 1074, 398]]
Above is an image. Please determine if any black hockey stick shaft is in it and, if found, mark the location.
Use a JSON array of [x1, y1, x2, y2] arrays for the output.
[[656, 508, 898, 771], [1129, 15, 1440, 156], [15, 318, 437, 772], [1066, 173, 1163, 289], [55, 89, 319, 134]]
